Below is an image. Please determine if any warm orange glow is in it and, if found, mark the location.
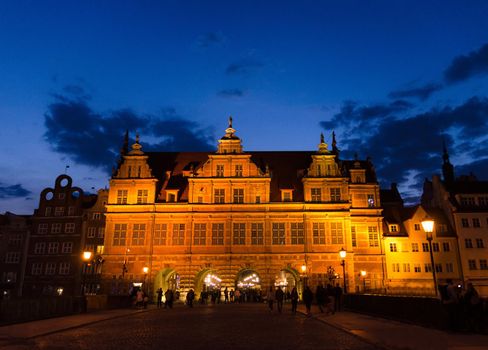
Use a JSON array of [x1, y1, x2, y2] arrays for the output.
[[301, 264, 307, 273], [421, 217, 435, 233], [361, 270, 367, 277], [143, 266, 149, 274], [82, 251, 92, 261], [339, 247, 346, 259]]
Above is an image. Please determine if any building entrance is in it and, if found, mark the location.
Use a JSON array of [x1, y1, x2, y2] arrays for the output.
[[274, 269, 297, 296], [236, 270, 261, 302]]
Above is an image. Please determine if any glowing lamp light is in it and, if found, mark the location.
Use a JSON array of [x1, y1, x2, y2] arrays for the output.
[[82, 251, 92, 261], [143, 266, 149, 274], [360, 270, 367, 277], [421, 217, 435, 234], [301, 264, 307, 273], [339, 247, 347, 259]]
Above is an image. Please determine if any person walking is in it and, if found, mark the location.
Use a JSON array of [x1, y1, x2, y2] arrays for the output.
[[275, 286, 284, 313], [186, 289, 195, 308], [290, 287, 299, 314], [165, 289, 174, 309], [156, 288, 163, 308], [333, 284, 343, 312], [266, 286, 275, 312], [316, 285, 325, 313], [303, 286, 313, 315], [224, 287, 229, 304]]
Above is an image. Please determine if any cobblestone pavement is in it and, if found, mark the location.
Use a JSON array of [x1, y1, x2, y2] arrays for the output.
[[4, 303, 381, 350]]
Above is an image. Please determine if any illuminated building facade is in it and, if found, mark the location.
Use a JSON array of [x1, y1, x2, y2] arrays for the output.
[[101, 120, 385, 299]]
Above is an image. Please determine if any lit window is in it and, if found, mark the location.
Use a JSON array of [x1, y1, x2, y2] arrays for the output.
[[311, 188, 322, 202], [367, 194, 375, 207], [212, 223, 225, 245], [116, 190, 128, 204], [251, 223, 263, 245]]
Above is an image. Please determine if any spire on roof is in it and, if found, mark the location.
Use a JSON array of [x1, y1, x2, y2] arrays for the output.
[[318, 133, 328, 153], [442, 138, 454, 185], [332, 131, 339, 156], [122, 130, 129, 155], [128, 133, 144, 155]]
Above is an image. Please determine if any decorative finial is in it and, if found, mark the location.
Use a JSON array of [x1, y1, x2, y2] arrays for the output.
[[128, 133, 143, 155], [136, 134, 140, 144], [229, 116, 233, 128], [318, 133, 328, 153], [320, 133, 325, 144]]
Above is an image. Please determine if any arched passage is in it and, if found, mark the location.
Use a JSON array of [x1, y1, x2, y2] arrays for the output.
[[274, 267, 299, 295], [153, 268, 181, 296], [235, 269, 262, 302], [194, 268, 222, 297]]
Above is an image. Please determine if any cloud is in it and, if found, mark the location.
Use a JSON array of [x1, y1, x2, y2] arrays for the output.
[[44, 90, 215, 173], [217, 88, 245, 98], [321, 97, 488, 202], [197, 32, 225, 47], [0, 183, 31, 199], [388, 83, 442, 101], [225, 59, 264, 75], [444, 43, 488, 83]]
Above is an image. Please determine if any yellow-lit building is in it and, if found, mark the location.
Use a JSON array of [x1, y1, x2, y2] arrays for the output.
[[101, 120, 386, 299]]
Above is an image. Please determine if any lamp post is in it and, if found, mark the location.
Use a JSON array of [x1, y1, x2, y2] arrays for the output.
[[360, 270, 367, 293], [301, 263, 307, 289], [421, 217, 438, 297], [339, 247, 347, 293], [143, 266, 149, 294]]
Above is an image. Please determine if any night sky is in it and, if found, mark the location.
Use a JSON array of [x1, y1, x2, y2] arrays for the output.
[[1, 1, 488, 214]]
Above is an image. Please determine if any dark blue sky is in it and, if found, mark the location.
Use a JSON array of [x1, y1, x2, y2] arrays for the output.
[[1, 1, 488, 213]]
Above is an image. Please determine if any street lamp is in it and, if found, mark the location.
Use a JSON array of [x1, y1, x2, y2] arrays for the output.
[[360, 270, 367, 293], [143, 266, 149, 293], [82, 251, 92, 295], [301, 263, 307, 288], [421, 217, 438, 297], [339, 247, 347, 293]]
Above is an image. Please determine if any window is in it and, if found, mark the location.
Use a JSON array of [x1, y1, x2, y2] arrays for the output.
[[167, 192, 177, 202], [311, 188, 322, 202], [117, 190, 128, 204], [154, 224, 167, 245], [193, 223, 206, 245], [272, 223, 286, 245], [282, 190, 292, 202], [389, 243, 397, 252], [476, 238, 484, 248], [330, 222, 344, 244], [45, 263, 56, 275], [291, 223, 304, 245], [313, 222, 326, 244], [443, 242, 450, 252], [432, 242, 439, 252], [446, 263, 454, 273], [425, 264, 433, 273], [435, 264, 443, 273], [478, 197, 488, 206], [235, 164, 243, 177], [351, 226, 357, 247], [465, 239, 473, 248], [137, 190, 148, 204], [113, 224, 127, 246], [414, 224, 420, 231], [214, 189, 225, 204], [460, 197, 475, 206], [132, 224, 146, 245], [368, 226, 379, 247], [392, 263, 400, 272], [45, 207, 52, 216], [92, 212, 101, 220], [473, 218, 481, 228], [68, 207, 75, 216], [212, 223, 224, 245], [9, 234, 22, 247], [48, 242, 59, 254], [438, 224, 447, 233], [216, 165, 224, 177], [98, 227, 105, 238], [97, 245, 104, 254], [38, 223, 48, 234], [233, 223, 246, 245], [367, 194, 375, 207], [403, 263, 410, 272], [251, 223, 263, 245], [59, 262, 70, 275], [461, 218, 469, 228], [172, 224, 185, 245], [468, 259, 477, 270], [422, 243, 429, 252], [34, 242, 46, 254], [389, 225, 398, 233], [87, 227, 96, 238], [480, 259, 488, 270], [330, 188, 341, 202], [54, 206, 65, 216], [233, 189, 244, 203], [65, 223, 75, 233], [414, 264, 421, 273], [61, 242, 73, 253], [51, 223, 62, 233], [411, 243, 419, 252], [255, 195, 261, 204], [32, 263, 43, 275], [5, 252, 20, 263]]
